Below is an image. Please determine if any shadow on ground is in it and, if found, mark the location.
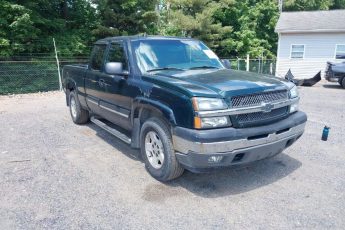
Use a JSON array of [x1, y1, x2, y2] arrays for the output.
[[87, 122, 302, 198], [322, 84, 343, 89], [87, 123, 141, 162], [169, 154, 301, 198]]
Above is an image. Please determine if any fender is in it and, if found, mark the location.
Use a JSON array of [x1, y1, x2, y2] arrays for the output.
[[131, 96, 177, 126], [130, 97, 177, 149], [62, 67, 77, 91], [64, 77, 77, 106]]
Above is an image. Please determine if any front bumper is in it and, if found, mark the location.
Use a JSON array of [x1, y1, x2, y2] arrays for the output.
[[172, 111, 307, 172], [325, 71, 341, 82], [325, 75, 339, 82]]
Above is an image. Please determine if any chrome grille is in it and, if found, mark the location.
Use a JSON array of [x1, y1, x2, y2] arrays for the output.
[[231, 90, 288, 108], [235, 106, 289, 127]]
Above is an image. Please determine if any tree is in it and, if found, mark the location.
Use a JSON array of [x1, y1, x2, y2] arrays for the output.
[[92, 0, 159, 39], [1, 0, 345, 58], [284, 0, 334, 11], [233, 0, 279, 58], [0, 0, 38, 56], [207, 0, 279, 58], [331, 0, 345, 9], [0, 0, 99, 56], [159, 0, 233, 53]]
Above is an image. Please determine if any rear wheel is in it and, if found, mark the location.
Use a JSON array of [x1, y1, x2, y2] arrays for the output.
[[69, 90, 89, 124], [140, 117, 184, 181]]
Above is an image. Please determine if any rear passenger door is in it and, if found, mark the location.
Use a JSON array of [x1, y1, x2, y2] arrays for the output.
[[84, 44, 107, 114]]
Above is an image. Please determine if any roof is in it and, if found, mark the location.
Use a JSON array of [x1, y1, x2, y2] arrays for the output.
[[95, 35, 195, 44], [275, 10, 345, 33]]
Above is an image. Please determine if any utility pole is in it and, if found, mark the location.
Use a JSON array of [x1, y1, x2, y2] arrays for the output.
[[53, 38, 62, 91]]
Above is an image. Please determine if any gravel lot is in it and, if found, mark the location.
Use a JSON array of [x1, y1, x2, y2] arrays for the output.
[[0, 81, 344, 229]]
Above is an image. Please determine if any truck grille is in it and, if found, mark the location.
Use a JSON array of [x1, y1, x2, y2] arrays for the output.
[[230, 90, 289, 127], [235, 106, 289, 127], [231, 90, 288, 108]]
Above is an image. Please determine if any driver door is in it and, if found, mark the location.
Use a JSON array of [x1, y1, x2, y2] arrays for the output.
[[97, 41, 132, 129]]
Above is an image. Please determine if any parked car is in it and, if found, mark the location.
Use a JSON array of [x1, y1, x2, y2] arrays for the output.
[[62, 36, 307, 181], [325, 61, 345, 88]]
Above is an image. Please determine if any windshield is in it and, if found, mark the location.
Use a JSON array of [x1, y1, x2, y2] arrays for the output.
[[131, 39, 224, 73]]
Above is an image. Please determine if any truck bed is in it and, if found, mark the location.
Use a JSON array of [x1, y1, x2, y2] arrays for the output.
[[62, 64, 88, 93]]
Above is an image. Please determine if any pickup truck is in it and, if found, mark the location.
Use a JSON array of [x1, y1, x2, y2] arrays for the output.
[[62, 36, 307, 181], [325, 61, 345, 88]]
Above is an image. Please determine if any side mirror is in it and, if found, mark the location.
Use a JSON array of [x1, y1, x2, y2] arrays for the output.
[[105, 62, 128, 76], [221, 59, 231, 69]]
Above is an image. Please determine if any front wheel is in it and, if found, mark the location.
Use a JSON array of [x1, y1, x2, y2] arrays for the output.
[[69, 91, 89, 124], [140, 117, 184, 181], [341, 77, 345, 89]]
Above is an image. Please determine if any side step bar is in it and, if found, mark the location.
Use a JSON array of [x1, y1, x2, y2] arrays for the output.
[[90, 117, 131, 144]]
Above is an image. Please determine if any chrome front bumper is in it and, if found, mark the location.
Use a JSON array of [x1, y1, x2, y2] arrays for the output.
[[173, 123, 305, 155], [172, 111, 307, 171]]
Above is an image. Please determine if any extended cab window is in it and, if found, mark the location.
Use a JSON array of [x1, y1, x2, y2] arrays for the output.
[[107, 42, 129, 71], [90, 45, 106, 70]]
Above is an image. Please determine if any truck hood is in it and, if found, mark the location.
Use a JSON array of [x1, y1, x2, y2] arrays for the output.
[[143, 69, 288, 98]]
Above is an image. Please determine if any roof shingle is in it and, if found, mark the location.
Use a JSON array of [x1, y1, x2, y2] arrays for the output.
[[275, 10, 345, 33]]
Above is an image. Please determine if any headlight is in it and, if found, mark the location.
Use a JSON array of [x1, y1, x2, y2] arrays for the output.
[[194, 116, 231, 129], [289, 85, 299, 113], [192, 97, 228, 111], [289, 85, 299, 98], [290, 103, 299, 113]]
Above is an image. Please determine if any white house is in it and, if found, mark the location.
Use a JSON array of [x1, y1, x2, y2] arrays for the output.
[[275, 10, 345, 79]]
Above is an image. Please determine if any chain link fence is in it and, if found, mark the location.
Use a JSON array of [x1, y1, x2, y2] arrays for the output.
[[228, 59, 276, 75], [0, 52, 276, 95], [0, 61, 58, 94], [0, 56, 88, 95]]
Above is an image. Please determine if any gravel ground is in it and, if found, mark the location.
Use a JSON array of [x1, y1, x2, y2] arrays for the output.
[[0, 81, 344, 229]]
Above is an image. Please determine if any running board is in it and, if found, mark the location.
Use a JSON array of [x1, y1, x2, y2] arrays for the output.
[[90, 117, 131, 144]]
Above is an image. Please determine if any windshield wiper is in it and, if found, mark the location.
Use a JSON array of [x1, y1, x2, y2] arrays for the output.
[[189, 66, 220, 70], [146, 67, 185, 72]]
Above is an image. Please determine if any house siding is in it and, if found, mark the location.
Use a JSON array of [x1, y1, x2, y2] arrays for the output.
[[276, 32, 345, 79]]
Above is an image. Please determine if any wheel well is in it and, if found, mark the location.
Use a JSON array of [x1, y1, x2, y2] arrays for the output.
[[138, 108, 165, 124], [131, 107, 172, 149], [65, 82, 76, 106], [66, 82, 76, 91]]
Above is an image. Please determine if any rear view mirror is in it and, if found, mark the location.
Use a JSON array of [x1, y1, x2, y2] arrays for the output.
[[221, 59, 231, 69], [105, 62, 128, 75]]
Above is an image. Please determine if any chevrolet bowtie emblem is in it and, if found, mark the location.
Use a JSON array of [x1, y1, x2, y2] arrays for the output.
[[261, 102, 274, 113]]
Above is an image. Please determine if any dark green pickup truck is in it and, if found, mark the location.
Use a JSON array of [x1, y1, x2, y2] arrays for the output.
[[62, 36, 307, 181]]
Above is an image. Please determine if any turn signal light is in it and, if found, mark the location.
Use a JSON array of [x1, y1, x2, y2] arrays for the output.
[[194, 117, 202, 129]]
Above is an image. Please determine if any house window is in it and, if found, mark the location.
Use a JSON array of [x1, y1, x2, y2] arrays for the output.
[[335, 44, 345, 59], [291, 45, 305, 59]]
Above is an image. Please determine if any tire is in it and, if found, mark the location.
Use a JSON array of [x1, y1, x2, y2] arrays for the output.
[[69, 90, 89, 124], [341, 77, 345, 89], [140, 117, 184, 181]]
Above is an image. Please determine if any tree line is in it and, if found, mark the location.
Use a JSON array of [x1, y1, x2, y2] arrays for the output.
[[1, 0, 344, 58]]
